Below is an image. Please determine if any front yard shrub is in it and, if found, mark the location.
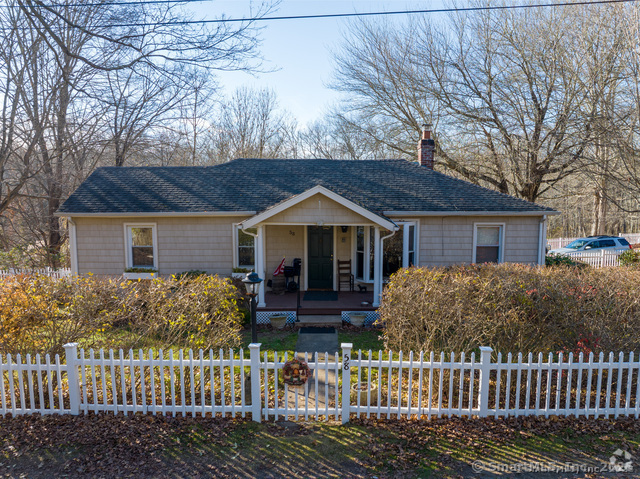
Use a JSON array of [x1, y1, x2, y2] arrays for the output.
[[0, 275, 123, 356], [128, 274, 243, 351], [174, 269, 207, 279], [379, 264, 640, 355], [618, 249, 640, 266], [0, 274, 243, 355], [545, 253, 588, 268]]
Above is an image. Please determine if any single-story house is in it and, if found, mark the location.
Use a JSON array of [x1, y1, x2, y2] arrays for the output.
[[56, 129, 558, 319]]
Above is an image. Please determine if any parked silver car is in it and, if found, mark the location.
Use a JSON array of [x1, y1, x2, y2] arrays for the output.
[[549, 235, 631, 255]]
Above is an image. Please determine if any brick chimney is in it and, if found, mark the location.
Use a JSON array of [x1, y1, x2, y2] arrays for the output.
[[418, 124, 435, 169]]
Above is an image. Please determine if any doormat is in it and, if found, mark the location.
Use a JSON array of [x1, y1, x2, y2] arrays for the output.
[[299, 327, 336, 334], [303, 291, 338, 301]]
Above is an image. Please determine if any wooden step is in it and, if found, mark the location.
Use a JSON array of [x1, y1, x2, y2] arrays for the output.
[[295, 314, 342, 327]]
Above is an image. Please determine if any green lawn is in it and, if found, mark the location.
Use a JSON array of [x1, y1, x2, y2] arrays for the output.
[[240, 327, 384, 356]]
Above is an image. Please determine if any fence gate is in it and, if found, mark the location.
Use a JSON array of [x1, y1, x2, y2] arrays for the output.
[[251, 345, 343, 421]]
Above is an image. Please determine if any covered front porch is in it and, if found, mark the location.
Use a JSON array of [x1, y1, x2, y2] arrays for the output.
[[255, 290, 379, 325], [239, 186, 401, 311], [259, 290, 376, 315]]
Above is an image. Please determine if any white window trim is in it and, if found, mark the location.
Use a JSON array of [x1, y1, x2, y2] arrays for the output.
[[353, 221, 419, 281], [233, 224, 256, 270], [395, 221, 419, 268], [472, 223, 505, 264], [353, 225, 374, 282], [124, 223, 158, 270]]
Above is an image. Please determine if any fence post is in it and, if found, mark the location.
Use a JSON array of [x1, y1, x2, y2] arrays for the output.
[[341, 343, 353, 424], [249, 343, 262, 423], [478, 346, 493, 418], [63, 343, 81, 415]]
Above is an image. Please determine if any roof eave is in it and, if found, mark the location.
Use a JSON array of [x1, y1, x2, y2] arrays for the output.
[[55, 211, 257, 218], [382, 210, 560, 216]]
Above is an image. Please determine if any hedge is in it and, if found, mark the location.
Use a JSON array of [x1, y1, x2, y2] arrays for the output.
[[0, 274, 243, 356], [378, 264, 640, 355]]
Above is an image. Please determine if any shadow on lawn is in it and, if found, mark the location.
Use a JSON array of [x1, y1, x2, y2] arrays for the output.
[[0, 414, 638, 478]]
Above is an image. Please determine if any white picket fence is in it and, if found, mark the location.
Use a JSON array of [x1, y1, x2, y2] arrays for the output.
[[563, 250, 622, 268], [547, 233, 640, 250], [0, 268, 72, 279], [1, 343, 639, 422]]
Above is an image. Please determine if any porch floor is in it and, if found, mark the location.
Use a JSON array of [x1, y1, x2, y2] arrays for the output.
[[259, 290, 376, 314]]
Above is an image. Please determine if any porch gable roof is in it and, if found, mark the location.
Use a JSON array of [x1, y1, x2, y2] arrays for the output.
[[240, 185, 398, 231]]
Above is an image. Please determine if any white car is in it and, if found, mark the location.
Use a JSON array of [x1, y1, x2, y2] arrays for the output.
[[549, 236, 631, 255]]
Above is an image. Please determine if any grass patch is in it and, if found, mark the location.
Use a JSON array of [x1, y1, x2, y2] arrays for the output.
[[240, 328, 298, 353], [240, 327, 385, 357], [339, 329, 384, 353]]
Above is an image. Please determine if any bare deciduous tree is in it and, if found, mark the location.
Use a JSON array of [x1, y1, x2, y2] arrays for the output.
[[208, 86, 295, 162], [332, 3, 605, 203], [16, 0, 274, 72]]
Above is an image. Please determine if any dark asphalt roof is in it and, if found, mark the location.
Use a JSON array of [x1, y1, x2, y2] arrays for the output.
[[57, 159, 557, 215]]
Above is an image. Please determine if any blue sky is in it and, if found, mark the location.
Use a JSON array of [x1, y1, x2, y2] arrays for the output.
[[192, 1, 446, 125]]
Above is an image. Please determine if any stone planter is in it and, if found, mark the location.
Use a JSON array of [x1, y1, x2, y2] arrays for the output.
[[270, 314, 288, 330], [351, 382, 378, 406], [123, 272, 157, 280], [349, 313, 368, 327]]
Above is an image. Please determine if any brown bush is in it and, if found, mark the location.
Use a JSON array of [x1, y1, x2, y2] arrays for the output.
[[0, 275, 124, 356], [0, 274, 244, 356], [126, 274, 244, 351], [378, 264, 640, 355]]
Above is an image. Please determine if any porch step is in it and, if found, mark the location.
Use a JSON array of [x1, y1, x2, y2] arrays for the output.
[[296, 314, 342, 327]]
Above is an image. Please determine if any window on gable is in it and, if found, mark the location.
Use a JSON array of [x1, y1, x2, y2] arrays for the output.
[[236, 227, 256, 269], [474, 225, 503, 264], [125, 225, 157, 269]]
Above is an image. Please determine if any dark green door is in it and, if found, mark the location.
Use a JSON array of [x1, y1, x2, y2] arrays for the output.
[[308, 226, 333, 289]]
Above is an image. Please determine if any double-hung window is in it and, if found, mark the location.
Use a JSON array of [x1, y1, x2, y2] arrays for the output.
[[235, 226, 256, 270], [473, 224, 505, 263], [125, 224, 158, 269]]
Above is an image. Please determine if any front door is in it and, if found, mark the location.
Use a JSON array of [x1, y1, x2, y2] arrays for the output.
[[308, 226, 333, 289]]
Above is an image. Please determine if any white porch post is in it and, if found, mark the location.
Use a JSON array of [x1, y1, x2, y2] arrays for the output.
[[372, 226, 382, 307], [256, 226, 266, 307]]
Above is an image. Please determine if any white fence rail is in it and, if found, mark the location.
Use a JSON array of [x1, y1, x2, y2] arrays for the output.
[[0, 268, 72, 279], [546, 237, 580, 250], [1, 343, 639, 422], [562, 250, 622, 268], [77, 347, 251, 417], [0, 351, 70, 416]]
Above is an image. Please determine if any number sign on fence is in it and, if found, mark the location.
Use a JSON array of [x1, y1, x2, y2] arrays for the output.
[[1, 343, 639, 422]]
